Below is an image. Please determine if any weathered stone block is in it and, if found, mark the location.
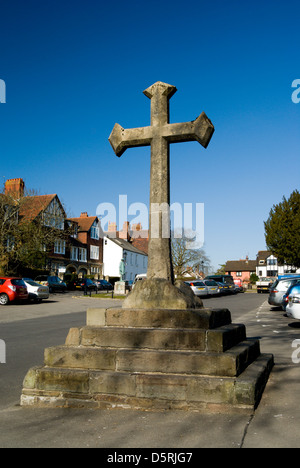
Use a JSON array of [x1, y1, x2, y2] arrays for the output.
[[104, 307, 231, 329], [44, 346, 116, 370], [206, 324, 246, 352], [35, 367, 89, 394], [80, 326, 206, 351], [116, 340, 260, 377], [90, 371, 136, 396], [86, 308, 106, 327]]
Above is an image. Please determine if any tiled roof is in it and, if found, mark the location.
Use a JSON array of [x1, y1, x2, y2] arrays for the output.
[[131, 237, 149, 254], [225, 259, 257, 272], [68, 216, 98, 232], [18, 194, 57, 222]]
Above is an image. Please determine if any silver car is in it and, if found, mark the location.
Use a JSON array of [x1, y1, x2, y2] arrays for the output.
[[203, 279, 220, 296], [268, 276, 300, 309], [185, 281, 208, 297]]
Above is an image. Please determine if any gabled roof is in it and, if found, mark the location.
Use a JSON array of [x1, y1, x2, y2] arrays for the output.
[[18, 194, 57, 222], [256, 250, 272, 263], [106, 236, 148, 256], [68, 216, 98, 232]]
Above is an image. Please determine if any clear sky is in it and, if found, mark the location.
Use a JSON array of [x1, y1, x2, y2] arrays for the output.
[[0, 0, 299, 271]]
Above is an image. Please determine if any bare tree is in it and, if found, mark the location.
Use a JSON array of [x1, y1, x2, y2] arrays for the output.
[[171, 229, 211, 278]]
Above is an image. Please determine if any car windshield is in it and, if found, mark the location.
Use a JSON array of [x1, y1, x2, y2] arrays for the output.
[[191, 282, 205, 286], [204, 280, 217, 286]]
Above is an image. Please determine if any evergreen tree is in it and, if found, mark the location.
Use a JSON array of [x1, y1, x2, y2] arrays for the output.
[[264, 190, 300, 268]]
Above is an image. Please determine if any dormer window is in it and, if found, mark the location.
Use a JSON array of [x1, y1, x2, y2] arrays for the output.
[[90, 221, 100, 240]]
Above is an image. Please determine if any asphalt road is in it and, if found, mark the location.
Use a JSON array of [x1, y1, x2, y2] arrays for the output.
[[1, 290, 298, 448]]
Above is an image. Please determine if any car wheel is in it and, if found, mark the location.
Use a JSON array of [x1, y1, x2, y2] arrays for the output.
[[0, 294, 9, 306]]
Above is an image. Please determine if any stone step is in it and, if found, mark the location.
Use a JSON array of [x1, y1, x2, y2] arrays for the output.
[[87, 307, 232, 329], [21, 354, 274, 412], [44, 339, 260, 377], [65, 323, 246, 353]]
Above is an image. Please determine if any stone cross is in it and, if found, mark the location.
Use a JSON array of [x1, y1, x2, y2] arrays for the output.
[[109, 81, 214, 283]]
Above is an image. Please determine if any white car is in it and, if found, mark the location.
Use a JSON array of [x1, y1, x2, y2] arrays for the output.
[[286, 285, 300, 320], [23, 278, 49, 303]]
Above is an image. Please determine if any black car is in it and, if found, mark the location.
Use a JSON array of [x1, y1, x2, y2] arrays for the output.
[[94, 279, 113, 291], [35, 275, 67, 293], [74, 278, 97, 292]]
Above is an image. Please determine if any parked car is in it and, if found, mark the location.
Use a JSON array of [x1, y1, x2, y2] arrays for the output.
[[184, 281, 208, 297], [132, 274, 147, 288], [0, 277, 28, 305], [35, 275, 67, 293], [205, 275, 236, 294], [216, 281, 231, 294], [268, 275, 300, 309], [75, 278, 97, 292], [282, 280, 300, 311], [94, 279, 113, 291], [286, 284, 300, 319], [203, 279, 220, 296], [23, 278, 49, 302]]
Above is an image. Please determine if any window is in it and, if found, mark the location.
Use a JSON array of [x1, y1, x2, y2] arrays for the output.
[[267, 258, 277, 266], [236, 272, 242, 277], [79, 248, 87, 262], [71, 247, 78, 261], [54, 240, 66, 255], [90, 221, 100, 240], [267, 270, 278, 277], [90, 245, 99, 260]]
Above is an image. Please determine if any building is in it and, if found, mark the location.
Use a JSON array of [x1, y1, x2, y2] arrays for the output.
[[1, 178, 103, 278], [225, 256, 257, 283], [103, 236, 148, 282], [103, 221, 148, 281], [256, 250, 300, 278], [225, 250, 300, 283], [67, 213, 103, 278]]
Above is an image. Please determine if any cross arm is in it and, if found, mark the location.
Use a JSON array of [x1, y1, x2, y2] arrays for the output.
[[109, 123, 153, 157], [163, 112, 214, 148]]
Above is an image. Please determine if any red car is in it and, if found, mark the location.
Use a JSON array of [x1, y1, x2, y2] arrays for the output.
[[0, 277, 28, 305]]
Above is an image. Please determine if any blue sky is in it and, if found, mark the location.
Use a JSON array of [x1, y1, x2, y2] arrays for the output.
[[0, 0, 299, 270]]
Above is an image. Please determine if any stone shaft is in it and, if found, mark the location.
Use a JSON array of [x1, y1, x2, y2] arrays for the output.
[[108, 81, 215, 282]]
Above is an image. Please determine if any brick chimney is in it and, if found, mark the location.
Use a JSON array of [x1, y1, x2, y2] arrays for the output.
[[80, 212, 88, 218], [119, 221, 130, 241], [5, 178, 25, 199]]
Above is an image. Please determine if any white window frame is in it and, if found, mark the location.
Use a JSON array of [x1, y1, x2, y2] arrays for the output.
[[90, 221, 100, 240], [79, 248, 87, 263], [54, 240, 66, 255], [90, 245, 100, 260], [71, 247, 78, 261]]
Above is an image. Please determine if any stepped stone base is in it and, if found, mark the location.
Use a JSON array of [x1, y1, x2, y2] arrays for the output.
[[21, 307, 274, 413]]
